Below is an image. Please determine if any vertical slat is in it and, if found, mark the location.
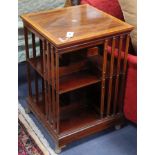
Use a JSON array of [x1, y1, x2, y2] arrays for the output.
[[40, 39, 45, 102], [40, 39, 43, 57], [113, 35, 123, 114], [32, 33, 39, 103], [24, 26, 32, 97], [107, 37, 116, 115], [32, 33, 36, 58], [119, 34, 130, 113], [51, 46, 56, 129], [47, 43, 52, 124], [123, 34, 130, 73], [55, 51, 60, 133], [43, 40, 48, 119], [24, 26, 30, 59], [100, 39, 108, 118], [34, 71, 39, 103], [42, 77, 45, 102]]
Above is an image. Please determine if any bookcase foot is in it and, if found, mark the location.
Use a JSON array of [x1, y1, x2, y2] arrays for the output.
[[115, 124, 121, 130], [54, 146, 62, 154], [25, 106, 31, 114]]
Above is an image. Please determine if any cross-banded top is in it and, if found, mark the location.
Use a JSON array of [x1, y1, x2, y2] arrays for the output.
[[21, 4, 134, 48]]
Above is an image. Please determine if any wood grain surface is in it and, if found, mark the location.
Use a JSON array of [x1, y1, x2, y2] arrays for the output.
[[21, 4, 133, 47]]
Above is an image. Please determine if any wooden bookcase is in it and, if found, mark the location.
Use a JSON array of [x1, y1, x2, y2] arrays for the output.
[[21, 4, 134, 153]]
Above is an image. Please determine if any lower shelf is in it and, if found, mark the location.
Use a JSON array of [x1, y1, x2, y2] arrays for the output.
[[27, 95, 100, 134], [59, 70, 100, 94], [28, 57, 43, 77], [27, 95, 124, 147], [60, 106, 100, 134]]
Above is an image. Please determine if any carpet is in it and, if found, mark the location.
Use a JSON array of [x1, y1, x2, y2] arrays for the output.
[[18, 120, 44, 155]]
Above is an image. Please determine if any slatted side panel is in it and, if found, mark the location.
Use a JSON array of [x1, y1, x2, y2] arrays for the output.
[[100, 34, 130, 117], [24, 25, 60, 131]]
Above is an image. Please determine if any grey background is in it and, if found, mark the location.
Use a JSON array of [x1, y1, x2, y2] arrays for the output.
[[18, 0, 65, 62]]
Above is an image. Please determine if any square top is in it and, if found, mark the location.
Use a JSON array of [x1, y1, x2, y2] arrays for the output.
[[21, 4, 134, 48]]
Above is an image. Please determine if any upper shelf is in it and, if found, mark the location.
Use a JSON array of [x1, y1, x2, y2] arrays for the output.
[[59, 70, 100, 94], [28, 56, 100, 94], [28, 54, 124, 94], [28, 56, 43, 77]]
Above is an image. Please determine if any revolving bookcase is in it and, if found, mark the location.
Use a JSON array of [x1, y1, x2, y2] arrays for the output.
[[21, 4, 134, 153]]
